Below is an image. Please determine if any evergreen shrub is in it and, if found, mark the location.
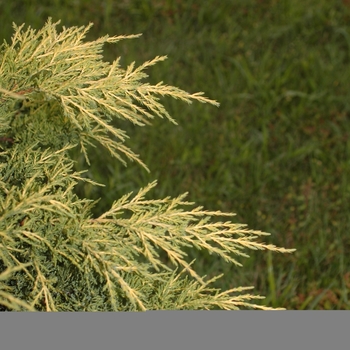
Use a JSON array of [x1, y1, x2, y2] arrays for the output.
[[0, 19, 295, 311]]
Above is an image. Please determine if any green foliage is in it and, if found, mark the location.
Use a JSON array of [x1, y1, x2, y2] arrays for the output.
[[0, 19, 294, 311]]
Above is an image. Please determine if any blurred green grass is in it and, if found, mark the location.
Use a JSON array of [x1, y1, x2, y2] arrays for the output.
[[1, 0, 350, 309]]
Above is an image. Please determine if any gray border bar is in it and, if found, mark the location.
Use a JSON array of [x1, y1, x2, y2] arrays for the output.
[[0, 311, 348, 350]]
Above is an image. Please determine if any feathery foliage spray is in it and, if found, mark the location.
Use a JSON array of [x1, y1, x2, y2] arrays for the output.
[[0, 19, 295, 311]]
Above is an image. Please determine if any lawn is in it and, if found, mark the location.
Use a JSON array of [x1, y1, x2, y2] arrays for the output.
[[1, 0, 350, 309]]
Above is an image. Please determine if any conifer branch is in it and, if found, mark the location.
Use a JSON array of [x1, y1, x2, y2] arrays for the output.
[[0, 19, 295, 311]]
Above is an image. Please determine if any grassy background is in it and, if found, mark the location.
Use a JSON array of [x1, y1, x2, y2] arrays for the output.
[[1, 0, 350, 309]]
